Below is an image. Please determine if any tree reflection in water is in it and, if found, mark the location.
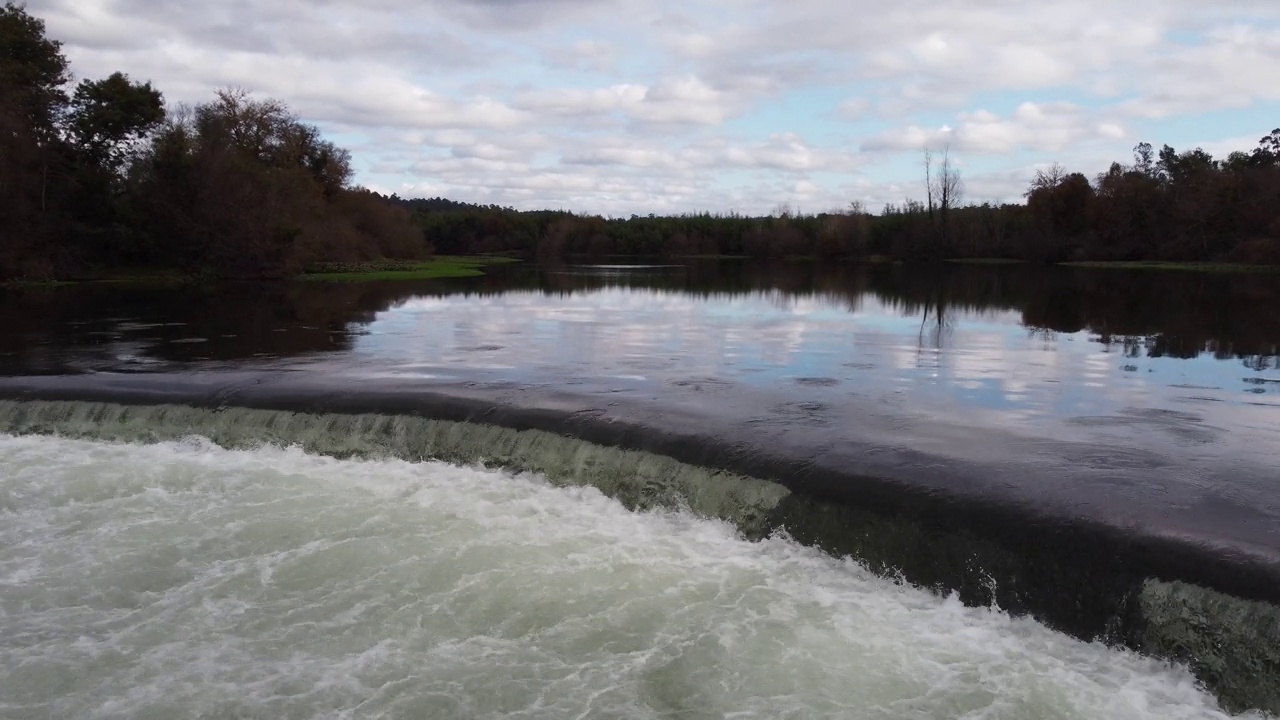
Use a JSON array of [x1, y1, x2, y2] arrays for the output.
[[0, 261, 1276, 373]]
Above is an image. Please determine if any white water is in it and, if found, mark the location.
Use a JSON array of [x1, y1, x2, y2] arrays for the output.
[[0, 435, 1255, 719]]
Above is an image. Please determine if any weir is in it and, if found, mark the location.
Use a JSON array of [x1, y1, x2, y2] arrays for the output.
[[0, 377, 1277, 715]]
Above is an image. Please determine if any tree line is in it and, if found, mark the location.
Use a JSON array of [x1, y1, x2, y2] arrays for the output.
[[1, 3, 423, 280], [5, 2, 1280, 281], [402, 133, 1280, 265]]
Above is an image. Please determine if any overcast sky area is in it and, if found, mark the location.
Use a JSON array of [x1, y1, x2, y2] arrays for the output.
[[27, 0, 1280, 215]]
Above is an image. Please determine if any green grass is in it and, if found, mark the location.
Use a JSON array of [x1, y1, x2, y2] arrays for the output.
[[299, 256, 520, 281], [944, 258, 1026, 265], [1, 278, 76, 289], [96, 272, 188, 285], [4, 257, 521, 286], [4, 269, 187, 289], [1060, 261, 1280, 273], [301, 262, 484, 281]]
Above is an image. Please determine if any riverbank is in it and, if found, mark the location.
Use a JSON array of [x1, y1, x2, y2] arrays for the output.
[[298, 256, 521, 281], [1, 256, 522, 288], [10, 255, 1280, 289], [1060, 260, 1280, 273]]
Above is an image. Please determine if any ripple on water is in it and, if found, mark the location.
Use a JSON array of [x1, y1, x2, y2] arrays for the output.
[[793, 377, 841, 388], [1067, 408, 1221, 445]]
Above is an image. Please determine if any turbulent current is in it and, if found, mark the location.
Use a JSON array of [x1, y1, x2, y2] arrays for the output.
[[0, 433, 1260, 719]]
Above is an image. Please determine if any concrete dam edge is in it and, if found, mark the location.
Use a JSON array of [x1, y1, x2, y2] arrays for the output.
[[0, 373, 1277, 714]]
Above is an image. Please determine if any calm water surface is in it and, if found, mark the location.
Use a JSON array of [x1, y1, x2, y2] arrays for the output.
[[3, 261, 1277, 456]]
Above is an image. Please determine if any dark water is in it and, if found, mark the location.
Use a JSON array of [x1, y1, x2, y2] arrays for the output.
[[4, 261, 1278, 448], [5, 260, 1280, 715], [6, 259, 1280, 551]]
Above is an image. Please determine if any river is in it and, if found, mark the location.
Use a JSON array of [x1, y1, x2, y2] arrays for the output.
[[0, 260, 1277, 717]]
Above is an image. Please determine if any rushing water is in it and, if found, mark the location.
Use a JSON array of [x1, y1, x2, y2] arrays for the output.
[[0, 433, 1255, 720], [2, 261, 1279, 716]]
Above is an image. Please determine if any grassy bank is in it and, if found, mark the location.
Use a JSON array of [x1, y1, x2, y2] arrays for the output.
[[2, 268, 188, 289], [299, 256, 521, 281], [3, 257, 520, 287], [1060, 261, 1280, 273], [944, 258, 1026, 265]]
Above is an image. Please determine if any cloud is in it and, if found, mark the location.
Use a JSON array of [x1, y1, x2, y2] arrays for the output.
[[21, 0, 1280, 214], [544, 40, 616, 73], [837, 97, 871, 120], [1117, 24, 1280, 118], [516, 76, 736, 125], [562, 146, 688, 170], [862, 102, 1128, 156]]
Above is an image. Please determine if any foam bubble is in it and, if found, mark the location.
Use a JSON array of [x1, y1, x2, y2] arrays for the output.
[[0, 434, 1258, 719]]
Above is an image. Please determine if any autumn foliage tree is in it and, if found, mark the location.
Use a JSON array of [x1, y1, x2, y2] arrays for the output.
[[124, 90, 424, 278], [5, 4, 1280, 275], [1, 4, 423, 280]]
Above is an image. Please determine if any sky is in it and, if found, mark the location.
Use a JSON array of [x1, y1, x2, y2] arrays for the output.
[[26, 0, 1280, 216]]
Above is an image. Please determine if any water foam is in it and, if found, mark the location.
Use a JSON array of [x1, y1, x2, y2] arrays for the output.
[[0, 434, 1258, 719], [0, 400, 788, 533]]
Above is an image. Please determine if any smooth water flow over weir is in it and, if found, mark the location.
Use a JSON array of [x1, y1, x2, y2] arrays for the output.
[[2, 262, 1279, 716]]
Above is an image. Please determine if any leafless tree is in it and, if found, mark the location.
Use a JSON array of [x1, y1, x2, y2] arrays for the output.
[[924, 144, 963, 253], [1026, 163, 1067, 196], [924, 148, 936, 225]]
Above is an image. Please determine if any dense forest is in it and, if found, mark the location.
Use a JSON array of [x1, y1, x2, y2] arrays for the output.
[[403, 133, 1280, 265], [4, 2, 1280, 281], [0, 3, 422, 280]]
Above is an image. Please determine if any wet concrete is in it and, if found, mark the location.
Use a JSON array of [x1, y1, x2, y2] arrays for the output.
[[1, 368, 1276, 611]]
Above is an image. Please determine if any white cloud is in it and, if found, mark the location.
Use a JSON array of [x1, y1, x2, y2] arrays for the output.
[[864, 103, 1128, 155], [21, 0, 1280, 214], [563, 146, 687, 169], [1117, 24, 1280, 118], [517, 76, 735, 125], [838, 97, 871, 120], [544, 40, 617, 72]]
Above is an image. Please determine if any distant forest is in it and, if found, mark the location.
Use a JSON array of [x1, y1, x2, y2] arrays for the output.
[[401, 133, 1280, 265], [4, 2, 1280, 281]]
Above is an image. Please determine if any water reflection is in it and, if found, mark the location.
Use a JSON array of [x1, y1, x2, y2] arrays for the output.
[[1, 261, 1277, 381]]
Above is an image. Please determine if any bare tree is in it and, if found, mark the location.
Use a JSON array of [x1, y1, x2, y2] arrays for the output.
[[934, 145, 963, 215], [1026, 163, 1067, 196], [924, 144, 963, 253], [923, 147, 936, 226]]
